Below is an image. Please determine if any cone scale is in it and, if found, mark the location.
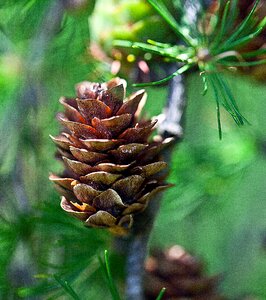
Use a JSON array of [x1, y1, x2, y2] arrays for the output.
[[50, 78, 171, 235]]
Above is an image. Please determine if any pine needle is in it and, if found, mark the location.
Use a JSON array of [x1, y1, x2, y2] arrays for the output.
[[98, 250, 121, 300], [219, 58, 266, 67], [241, 48, 266, 59], [214, 73, 246, 125], [209, 75, 222, 140], [155, 287, 166, 300], [147, 0, 194, 46], [222, 26, 264, 51], [200, 71, 208, 95], [53, 275, 81, 300], [218, 0, 261, 50], [211, 1, 231, 49], [133, 64, 192, 87]]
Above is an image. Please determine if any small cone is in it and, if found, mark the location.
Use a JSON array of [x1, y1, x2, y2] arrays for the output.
[[144, 245, 226, 300]]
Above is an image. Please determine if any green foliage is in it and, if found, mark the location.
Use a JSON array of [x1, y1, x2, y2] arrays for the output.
[[0, 1, 109, 299], [0, 1, 266, 299], [150, 73, 266, 299]]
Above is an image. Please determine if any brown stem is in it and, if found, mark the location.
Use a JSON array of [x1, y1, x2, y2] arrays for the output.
[[123, 0, 214, 293], [123, 71, 186, 300], [125, 192, 162, 300]]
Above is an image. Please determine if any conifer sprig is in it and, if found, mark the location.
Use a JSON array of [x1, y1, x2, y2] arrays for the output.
[[114, 0, 266, 135]]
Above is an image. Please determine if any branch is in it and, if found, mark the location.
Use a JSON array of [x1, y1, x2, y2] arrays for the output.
[[122, 1, 213, 297], [157, 70, 186, 139], [122, 70, 186, 300], [124, 190, 162, 300]]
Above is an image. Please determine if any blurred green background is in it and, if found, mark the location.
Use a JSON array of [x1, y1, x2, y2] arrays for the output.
[[0, 0, 265, 299]]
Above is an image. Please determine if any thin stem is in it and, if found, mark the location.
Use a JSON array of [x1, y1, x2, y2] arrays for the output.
[[124, 68, 186, 300], [125, 194, 162, 300], [121, 0, 208, 297], [158, 71, 186, 139], [125, 235, 149, 300]]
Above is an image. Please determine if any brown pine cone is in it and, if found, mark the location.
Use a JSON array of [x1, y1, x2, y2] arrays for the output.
[[49, 78, 172, 235], [144, 245, 226, 300]]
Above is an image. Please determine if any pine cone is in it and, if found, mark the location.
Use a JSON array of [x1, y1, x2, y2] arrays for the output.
[[144, 245, 226, 300], [50, 78, 171, 235]]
